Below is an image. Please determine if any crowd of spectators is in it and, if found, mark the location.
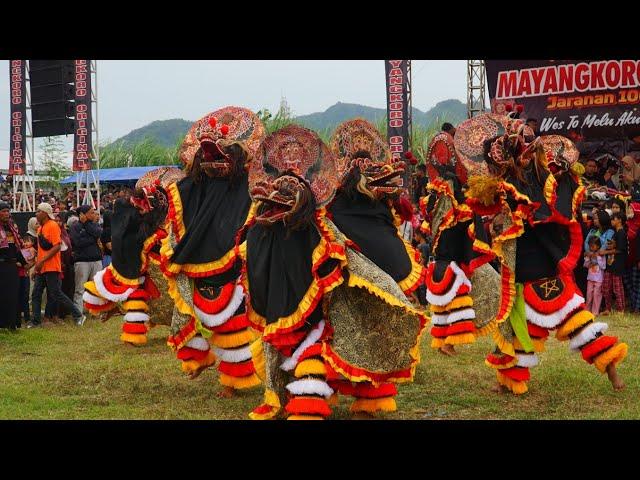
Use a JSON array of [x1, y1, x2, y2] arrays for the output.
[[0, 185, 129, 330]]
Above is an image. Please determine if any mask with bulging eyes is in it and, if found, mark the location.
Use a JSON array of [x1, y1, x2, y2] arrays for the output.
[[251, 173, 311, 226]]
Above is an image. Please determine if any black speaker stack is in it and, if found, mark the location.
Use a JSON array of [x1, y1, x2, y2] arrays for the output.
[[29, 60, 76, 138]]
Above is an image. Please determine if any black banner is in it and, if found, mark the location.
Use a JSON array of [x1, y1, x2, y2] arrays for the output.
[[385, 60, 410, 163], [73, 60, 92, 171], [9, 60, 26, 175], [486, 60, 640, 156]]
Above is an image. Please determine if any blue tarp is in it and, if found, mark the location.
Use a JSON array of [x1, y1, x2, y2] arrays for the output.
[[60, 166, 179, 184]]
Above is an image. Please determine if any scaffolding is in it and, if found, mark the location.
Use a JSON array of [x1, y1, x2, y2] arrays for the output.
[[467, 60, 486, 118]]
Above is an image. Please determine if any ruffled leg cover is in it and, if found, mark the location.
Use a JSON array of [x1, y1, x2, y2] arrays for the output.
[[427, 261, 478, 348], [487, 278, 628, 395], [83, 267, 150, 345], [279, 320, 334, 420], [191, 281, 260, 390], [327, 370, 398, 416]]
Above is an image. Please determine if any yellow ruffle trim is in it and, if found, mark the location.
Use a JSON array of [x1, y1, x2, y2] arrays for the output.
[[593, 343, 628, 374], [294, 359, 327, 378], [492, 329, 516, 357], [249, 338, 266, 382], [397, 240, 426, 294], [496, 370, 528, 395], [445, 332, 476, 346], [140, 231, 160, 272], [123, 300, 149, 312], [429, 295, 473, 313], [164, 275, 210, 348], [350, 397, 397, 413], [248, 389, 281, 420], [347, 273, 425, 318], [120, 332, 147, 346], [556, 310, 594, 342], [431, 337, 445, 349], [219, 372, 261, 390], [108, 265, 141, 287], [287, 415, 324, 420], [211, 329, 256, 349], [84, 281, 101, 298], [181, 350, 216, 374], [543, 173, 557, 207]]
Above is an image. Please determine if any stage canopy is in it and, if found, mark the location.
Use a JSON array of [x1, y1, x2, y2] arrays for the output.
[[60, 166, 179, 184]]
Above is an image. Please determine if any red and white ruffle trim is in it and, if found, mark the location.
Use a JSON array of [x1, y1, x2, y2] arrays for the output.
[[426, 261, 471, 306], [280, 320, 326, 372], [525, 293, 584, 330], [194, 285, 245, 328]]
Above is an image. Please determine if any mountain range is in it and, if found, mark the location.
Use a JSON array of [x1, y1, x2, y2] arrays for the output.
[[112, 99, 467, 147]]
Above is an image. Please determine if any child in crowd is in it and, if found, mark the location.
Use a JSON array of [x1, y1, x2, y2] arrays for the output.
[[584, 236, 606, 316], [602, 212, 628, 314], [17, 234, 37, 326]]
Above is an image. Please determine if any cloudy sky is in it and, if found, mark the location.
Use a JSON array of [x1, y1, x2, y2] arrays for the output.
[[0, 60, 470, 166]]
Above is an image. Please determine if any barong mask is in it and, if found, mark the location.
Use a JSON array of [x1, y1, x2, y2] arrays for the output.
[[331, 119, 405, 200], [249, 125, 338, 228], [179, 106, 266, 180], [540, 135, 579, 177]]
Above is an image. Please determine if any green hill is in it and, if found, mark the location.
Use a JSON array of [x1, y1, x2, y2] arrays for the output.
[[296, 99, 468, 131], [113, 119, 193, 147], [111, 100, 468, 146]]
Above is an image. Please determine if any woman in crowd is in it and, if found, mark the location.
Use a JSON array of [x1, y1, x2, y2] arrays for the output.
[[584, 209, 614, 258], [0, 201, 26, 330]]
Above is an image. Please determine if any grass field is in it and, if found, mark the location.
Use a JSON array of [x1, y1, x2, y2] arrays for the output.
[[0, 313, 637, 420]]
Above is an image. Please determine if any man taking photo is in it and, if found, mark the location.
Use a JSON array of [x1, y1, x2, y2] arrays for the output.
[[69, 204, 103, 317], [29, 203, 85, 327]]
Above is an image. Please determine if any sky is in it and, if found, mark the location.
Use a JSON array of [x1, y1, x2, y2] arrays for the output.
[[0, 60, 471, 168]]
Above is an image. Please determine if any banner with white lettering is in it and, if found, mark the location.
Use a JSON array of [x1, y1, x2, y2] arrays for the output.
[[385, 60, 410, 167], [9, 60, 26, 175], [73, 60, 92, 171], [485, 60, 640, 151]]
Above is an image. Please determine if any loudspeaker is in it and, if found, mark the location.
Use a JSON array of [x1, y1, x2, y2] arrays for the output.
[[31, 102, 75, 121], [29, 60, 73, 71], [31, 83, 75, 105], [32, 118, 75, 138], [30, 64, 75, 87]]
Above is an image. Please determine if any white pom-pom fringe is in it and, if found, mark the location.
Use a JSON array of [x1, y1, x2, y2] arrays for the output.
[[123, 311, 150, 323], [93, 269, 136, 303], [525, 293, 585, 330], [213, 345, 252, 363], [569, 322, 608, 351], [82, 291, 108, 306], [286, 379, 334, 398], [195, 285, 244, 328], [515, 353, 539, 368], [185, 336, 210, 352], [427, 261, 471, 306], [431, 308, 476, 326], [280, 320, 325, 372]]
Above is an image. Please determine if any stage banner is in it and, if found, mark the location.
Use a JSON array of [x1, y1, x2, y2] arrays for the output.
[[9, 60, 26, 175], [486, 60, 640, 149], [73, 59, 92, 171], [385, 60, 410, 161]]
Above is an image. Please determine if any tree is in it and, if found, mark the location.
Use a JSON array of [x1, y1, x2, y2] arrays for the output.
[[40, 136, 71, 191]]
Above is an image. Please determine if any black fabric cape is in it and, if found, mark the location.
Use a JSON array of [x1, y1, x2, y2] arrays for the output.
[[170, 172, 252, 266], [246, 222, 326, 327], [328, 191, 411, 283], [111, 198, 144, 280], [505, 165, 552, 222]]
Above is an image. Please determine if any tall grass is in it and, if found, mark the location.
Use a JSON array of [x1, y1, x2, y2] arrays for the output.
[[99, 136, 181, 168]]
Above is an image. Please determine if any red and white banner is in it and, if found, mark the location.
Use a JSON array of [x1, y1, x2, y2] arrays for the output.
[[9, 60, 26, 175], [73, 60, 92, 171], [385, 60, 410, 161]]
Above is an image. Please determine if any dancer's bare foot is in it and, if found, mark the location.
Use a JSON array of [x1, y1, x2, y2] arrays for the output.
[[101, 309, 119, 323], [217, 386, 236, 398], [491, 382, 508, 394], [606, 363, 625, 391], [352, 411, 376, 420], [439, 344, 457, 356], [186, 366, 207, 380]]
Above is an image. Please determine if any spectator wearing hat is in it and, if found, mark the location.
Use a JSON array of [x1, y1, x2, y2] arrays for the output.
[[29, 203, 85, 327], [0, 201, 26, 330], [69, 204, 103, 315]]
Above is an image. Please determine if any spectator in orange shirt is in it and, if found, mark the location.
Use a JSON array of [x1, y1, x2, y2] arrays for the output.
[[28, 203, 85, 328]]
